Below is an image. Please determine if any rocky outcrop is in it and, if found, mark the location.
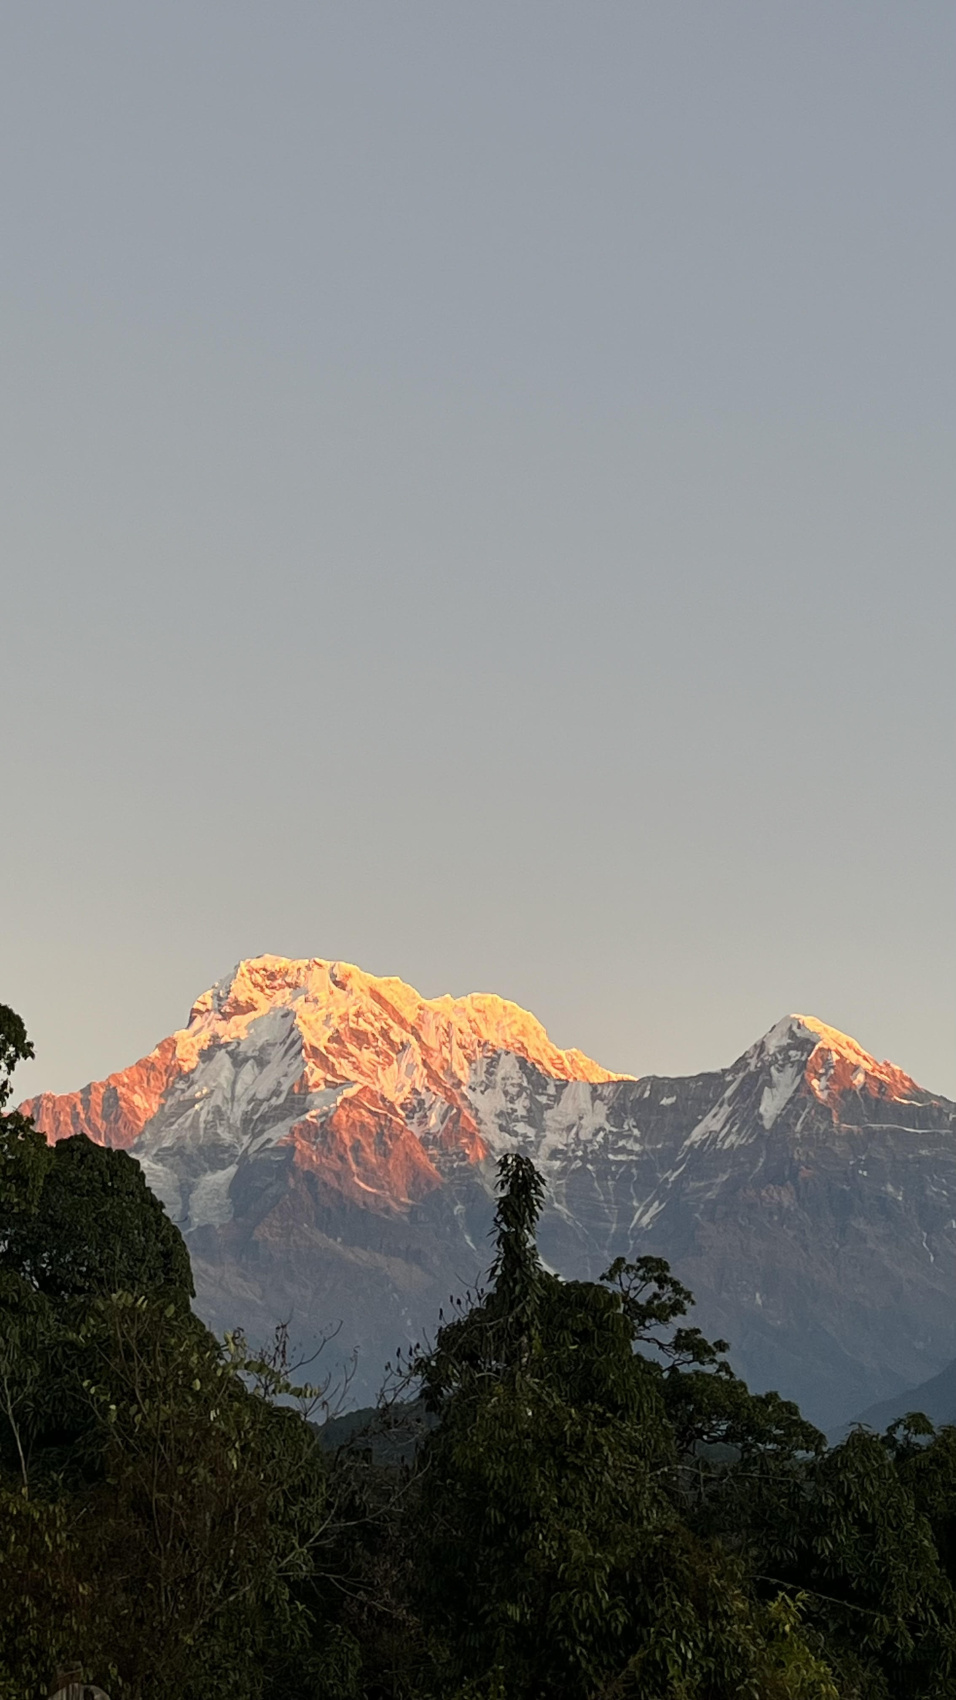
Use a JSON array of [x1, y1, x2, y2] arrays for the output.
[[22, 960, 956, 1428]]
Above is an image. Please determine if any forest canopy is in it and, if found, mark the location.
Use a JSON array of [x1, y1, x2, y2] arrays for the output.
[[2, 1002, 956, 1699]]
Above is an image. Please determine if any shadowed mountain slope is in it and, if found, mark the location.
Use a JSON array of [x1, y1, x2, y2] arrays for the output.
[[854, 1357, 956, 1435]]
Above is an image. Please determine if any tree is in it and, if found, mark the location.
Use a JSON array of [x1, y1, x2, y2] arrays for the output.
[[0, 1004, 33, 1108], [407, 1154, 840, 1700], [892, 1419, 956, 1594], [0, 1004, 50, 1221], [1, 1002, 192, 1304], [2, 1134, 193, 1302], [781, 1426, 956, 1698], [0, 1004, 354, 1699], [65, 1297, 339, 1699]]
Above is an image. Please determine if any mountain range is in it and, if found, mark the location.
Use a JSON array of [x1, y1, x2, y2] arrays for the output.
[[22, 955, 956, 1429]]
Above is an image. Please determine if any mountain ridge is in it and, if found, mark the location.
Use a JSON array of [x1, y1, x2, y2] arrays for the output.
[[854, 1356, 956, 1435], [24, 955, 625, 1184], [21, 957, 956, 1428]]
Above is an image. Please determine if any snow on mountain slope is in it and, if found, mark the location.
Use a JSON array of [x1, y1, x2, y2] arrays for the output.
[[24, 955, 624, 1228], [21, 963, 956, 1428]]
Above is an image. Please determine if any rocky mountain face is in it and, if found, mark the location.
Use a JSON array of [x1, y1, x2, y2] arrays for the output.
[[22, 956, 956, 1429]]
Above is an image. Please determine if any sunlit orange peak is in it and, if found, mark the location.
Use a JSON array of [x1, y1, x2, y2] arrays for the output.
[[792, 1013, 919, 1104], [21, 954, 629, 1159], [183, 955, 629, 1087]]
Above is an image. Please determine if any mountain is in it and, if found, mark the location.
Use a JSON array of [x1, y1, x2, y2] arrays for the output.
[[854, 1357, 956, 1435], [21, 956, 956, 1428]]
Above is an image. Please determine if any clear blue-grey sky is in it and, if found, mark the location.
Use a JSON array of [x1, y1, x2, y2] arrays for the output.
[[4, 3, 954, 1101]]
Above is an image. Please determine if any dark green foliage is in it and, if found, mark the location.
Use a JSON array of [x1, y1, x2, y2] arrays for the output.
[[406, 1155, 840, 1699], [0, 1006, 191, 1303], [69, 1297, 334, 1696], [2, 1133, 194, 1301], [0, 1004, 33, 1109], [893, 1419, 956, 1591], [0, 1006, 350, 1699], [0, 1003, 50, 1221], [3, 1004, 956, 1699], [784, 1427, 956, 1697], [0, 1291, 348, 1698]]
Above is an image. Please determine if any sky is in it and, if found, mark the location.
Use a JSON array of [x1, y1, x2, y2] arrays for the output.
[[3, 2, 954, 1103]]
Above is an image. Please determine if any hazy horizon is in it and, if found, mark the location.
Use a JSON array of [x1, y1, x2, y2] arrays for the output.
[[4, 4, 954, 1101]]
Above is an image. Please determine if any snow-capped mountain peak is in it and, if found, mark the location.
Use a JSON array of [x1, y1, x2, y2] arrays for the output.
[[22, 955, 627, 1227], [20, 962, 956, 1429]]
